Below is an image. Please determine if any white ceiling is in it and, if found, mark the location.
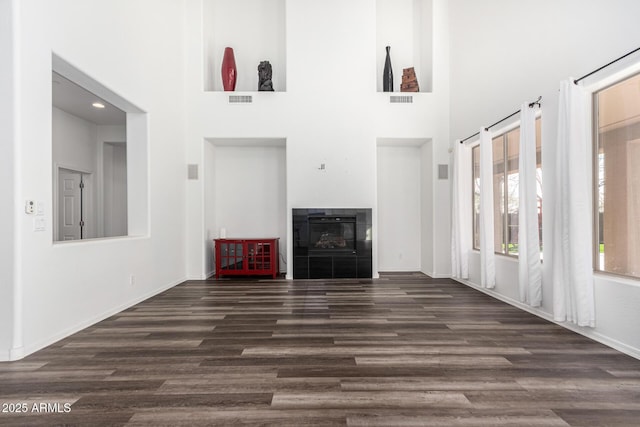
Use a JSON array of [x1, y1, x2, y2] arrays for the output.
[[52, 71, 126, 126]]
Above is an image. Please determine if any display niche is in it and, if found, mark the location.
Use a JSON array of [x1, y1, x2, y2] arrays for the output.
[[203, 0, 286, 92], [376, 0, 433, 93]]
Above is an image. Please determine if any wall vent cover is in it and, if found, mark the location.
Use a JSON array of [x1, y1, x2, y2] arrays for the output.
[[228, 95, 253, 104], [390, 95, 413, 104]]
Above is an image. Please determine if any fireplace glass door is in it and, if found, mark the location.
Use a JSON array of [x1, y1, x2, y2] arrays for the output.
[[309, 217, 356, 253]]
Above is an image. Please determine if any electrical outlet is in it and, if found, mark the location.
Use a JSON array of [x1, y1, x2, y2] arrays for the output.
[[25, 200, 35, 214], [36, 201, 45, 215]]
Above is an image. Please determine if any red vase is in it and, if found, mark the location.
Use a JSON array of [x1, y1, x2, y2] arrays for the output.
[[221, 47, 237, 91]]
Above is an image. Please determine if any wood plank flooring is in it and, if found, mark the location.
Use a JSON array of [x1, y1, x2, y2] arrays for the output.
[[2, 273, 640, 426]]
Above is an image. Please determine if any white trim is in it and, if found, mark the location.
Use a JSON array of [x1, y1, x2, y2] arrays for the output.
[[423, 272, 451, 279], [8, 345, 24, 361], [54, 163, 93, 175], [594, 271, 640, 289], [200, 137, 208, 280], [580, 55, 640, 93], [454, 277, 640, 361], [52, 234, 149, 247], [52, 53, 145, 114], [14, 277, 186, 361], [12, 0, 23, 358]]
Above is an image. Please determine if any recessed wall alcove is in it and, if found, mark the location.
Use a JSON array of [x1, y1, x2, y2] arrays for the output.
[[377, 138, 432, 273], [203, 138, 287, 277], [376, 0, 433, 93], [202, 0, 286, 92]]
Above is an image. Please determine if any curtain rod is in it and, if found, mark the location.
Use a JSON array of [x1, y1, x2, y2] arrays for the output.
[[459, 96, 541, 144], [574, 46, 640, 84]]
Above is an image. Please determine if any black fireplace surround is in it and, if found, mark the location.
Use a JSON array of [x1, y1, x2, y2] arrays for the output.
[[293, 208, 372, 279]]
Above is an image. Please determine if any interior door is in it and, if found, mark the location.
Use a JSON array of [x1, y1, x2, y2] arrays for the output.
[[58, 169, 83, 241]]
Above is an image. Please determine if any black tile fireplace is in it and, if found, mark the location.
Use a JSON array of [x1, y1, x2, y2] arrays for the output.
[[293, 208, 372, 279]]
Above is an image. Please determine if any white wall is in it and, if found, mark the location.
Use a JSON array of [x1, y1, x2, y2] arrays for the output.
[[52, 107, 98, 174], [102, 142, 127, 237], [450, 0, 640, 140], [212, 144, 286, 240], [450, 0, 640, 358], [204, 139, 217, 276], [0, 0, 16, 359], [185, 0, 452, 280], [377, 144, 422, 271], [430, 0, 451, 277], [96, 125, 126, 238], [4, 0, 188, 360], [421, 141, 434, 274]]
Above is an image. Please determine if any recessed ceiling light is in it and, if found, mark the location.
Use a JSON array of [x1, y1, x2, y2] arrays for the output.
[[92, 102, 105, 109]]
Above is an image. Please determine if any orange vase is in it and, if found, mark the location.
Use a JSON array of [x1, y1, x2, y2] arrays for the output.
[[221, 47, 237, 91]]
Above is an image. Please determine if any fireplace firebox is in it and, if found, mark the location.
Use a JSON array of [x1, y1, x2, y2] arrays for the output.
[[309, 216, 356, 253], [293, 208, 372, 279]]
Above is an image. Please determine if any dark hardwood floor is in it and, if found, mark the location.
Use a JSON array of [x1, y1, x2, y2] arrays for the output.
[[2, 273, 640, 426]]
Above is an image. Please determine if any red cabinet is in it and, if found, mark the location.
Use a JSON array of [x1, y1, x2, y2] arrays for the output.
[[214, 238, 280, 279]]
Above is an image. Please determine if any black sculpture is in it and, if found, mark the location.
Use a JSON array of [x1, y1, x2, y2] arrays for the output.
[[258, 61, 274, 91]]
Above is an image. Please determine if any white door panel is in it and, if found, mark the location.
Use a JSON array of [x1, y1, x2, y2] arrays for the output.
[[58, 170, 82, 241]]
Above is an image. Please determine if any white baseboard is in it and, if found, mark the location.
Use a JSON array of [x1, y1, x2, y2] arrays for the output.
[[8, 346, 24, 361], [454, 278, 640, 361], [430, 273, 453, 279], [187, 273, 210, 280], [420, 270, 452, 279], [0, 346, 24, 363], [17, 277, 186, 361]]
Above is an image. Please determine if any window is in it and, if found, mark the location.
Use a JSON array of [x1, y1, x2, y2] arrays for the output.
[[472, 146, 480, 249], [472, 118, 542, 255], [594, 72, 640, 279]]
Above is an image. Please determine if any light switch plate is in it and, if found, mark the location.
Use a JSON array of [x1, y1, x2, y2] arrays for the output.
[[33, 217, 46, 231], [188, 164, 198, 180]]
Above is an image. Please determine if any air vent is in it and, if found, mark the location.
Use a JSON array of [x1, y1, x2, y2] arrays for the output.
[[228, 95, 253, 104], [390, 95, 413, 104]]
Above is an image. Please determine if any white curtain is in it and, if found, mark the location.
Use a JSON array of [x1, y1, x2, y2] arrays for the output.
[[518, 104, 542, 306], [551, 79, 595, 327], [451, 141, 472, 279], [479, 128, 496, 288]]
